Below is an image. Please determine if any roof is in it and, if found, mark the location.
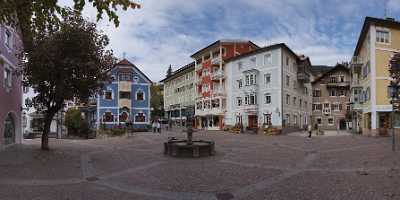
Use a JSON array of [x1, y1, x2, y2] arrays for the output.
[[224, 43, 301, 63], [160, 62, 195, 83], [114, 59, 152, 83], [311, 64, 350, 84], [354, 16, 400, 56], [190, 39, 260, 58], [310, 65, 333, 75]]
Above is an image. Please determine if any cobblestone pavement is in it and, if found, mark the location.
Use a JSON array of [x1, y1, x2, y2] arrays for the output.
[[1, 130, 400, 200]]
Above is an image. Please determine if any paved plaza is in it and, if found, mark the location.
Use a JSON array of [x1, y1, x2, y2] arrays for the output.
[[1, 130, 400, 200]]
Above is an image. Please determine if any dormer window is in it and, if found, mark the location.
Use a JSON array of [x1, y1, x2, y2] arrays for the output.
[[104, 90, 113, 100], [119, 73, 132, 81], [133, 76, 139, 83]]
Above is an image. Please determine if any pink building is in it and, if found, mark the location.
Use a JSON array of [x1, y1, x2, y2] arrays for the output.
[[0, 24, 23, 147]]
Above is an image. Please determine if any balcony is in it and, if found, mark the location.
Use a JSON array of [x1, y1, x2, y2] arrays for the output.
[[297, 69, 310, 83], [196, 62, 203, 69], [243, 104, 258, 114], [350, 56, 362, 73], [326, 81, 350, 88], [211, 71, 225, 80], [244, 84, 258, 93], [211, 57, 221, 65], [212, 89, 225, 97]]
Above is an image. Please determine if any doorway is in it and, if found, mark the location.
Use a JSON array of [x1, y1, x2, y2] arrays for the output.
[[4, 113, 15, 145], [248, 115, 258, 129]]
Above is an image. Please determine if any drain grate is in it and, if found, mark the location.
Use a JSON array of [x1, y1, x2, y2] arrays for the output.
[[216, 192, 234, 200]]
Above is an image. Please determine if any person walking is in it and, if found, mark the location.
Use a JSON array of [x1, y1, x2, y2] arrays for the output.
[[152, 120, 156, 133], [157, 120, 161, 133], [308, 123, 312, 138]]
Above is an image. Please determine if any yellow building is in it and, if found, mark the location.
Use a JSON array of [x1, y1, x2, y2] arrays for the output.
[[351, 17, 400, 136]]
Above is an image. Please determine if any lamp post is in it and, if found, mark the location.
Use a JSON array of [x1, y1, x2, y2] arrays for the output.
[[388, 53, 400, 151]]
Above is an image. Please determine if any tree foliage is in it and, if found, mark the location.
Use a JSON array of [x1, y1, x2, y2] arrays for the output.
[[0, 0, 140, 51], [150, 84, 164, 120], [24, 11, 116, 150], [64, 108, 82, 133]]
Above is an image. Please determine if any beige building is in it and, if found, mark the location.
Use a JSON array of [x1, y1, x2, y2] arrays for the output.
[[312, 64, 351, 130], [350, 17, 400, 136], [162, 62, 195, 127]]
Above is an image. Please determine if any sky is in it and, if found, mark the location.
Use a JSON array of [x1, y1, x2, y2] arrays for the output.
[[59, 0, 400, 82]]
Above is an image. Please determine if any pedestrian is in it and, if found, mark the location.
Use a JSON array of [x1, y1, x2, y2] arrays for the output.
[[165, 120, 169, 131], [152, 120, 156, 133], [308, 123, 312, 138], [157, 120, 161, 133]]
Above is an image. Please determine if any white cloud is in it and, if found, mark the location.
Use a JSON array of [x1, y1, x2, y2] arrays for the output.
[[57, 0, 394, 81]]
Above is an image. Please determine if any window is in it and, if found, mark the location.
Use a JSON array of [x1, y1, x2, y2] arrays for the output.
[[332, 104, 339, 111], [293, 97, 296, 106], [285, 114, 290, 125], [196, 102, 203, 110], [119, 91, 131, 99], [245, 95, 249, 105], [249, 94, 256, 105], [133, 76, 139, 83], [249, 74, 256, 85], [330, 89, 337, 97], [264, 54, 272, 65], [245, 75, 250, 86], [286, 56, 289, 66], [313, 104, 322, 111], [376, 29, 390, 43], [293, 80, 297, 89], [211, 99, 220, 108], [299, 99, 302, 107], [4, 29, 12, 49], [265, 93, 271, 104], [135, 112, 146, 122], [293, 115, 298, 125], [286, 75, 290, 86], [313, 89, 321, 97], [286, 94, 290, 105], [237, 97, 242, 106], [136, 90, 144, 101], [237, 79, 243, 88], [203, 69, 209, 76], [317, 118, 322, 125], [4, 66, 12, 88], [263, 113, 272, 125], [119, 73, 132, 81], [328, 117, 334, 126], [339, 89, 345, 96], [104, 90, 113, 100], [264, 74, 271, 86], [103, 112, 114, 122], [330, 76, 337, 83], [339, 75, 345, 82], [119, 112, 129, 122]]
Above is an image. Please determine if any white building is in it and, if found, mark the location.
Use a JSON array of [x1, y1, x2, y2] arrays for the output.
[[225, 43, 313, 132]]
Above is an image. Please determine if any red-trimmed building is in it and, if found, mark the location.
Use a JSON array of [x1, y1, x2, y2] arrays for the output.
[[191, 40, 259, 130]]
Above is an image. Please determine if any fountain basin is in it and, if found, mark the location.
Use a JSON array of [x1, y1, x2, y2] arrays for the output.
[[164, 139, 215, 158]]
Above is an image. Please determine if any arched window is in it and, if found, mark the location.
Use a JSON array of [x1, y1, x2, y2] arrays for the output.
[[119, 107, 130, 122], [136, 90, 144, 101], [135, 112, 146, 122], [103, 112, 114, 122]]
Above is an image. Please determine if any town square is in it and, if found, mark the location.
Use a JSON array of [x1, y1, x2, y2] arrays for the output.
[[2, 0, 400, 199]]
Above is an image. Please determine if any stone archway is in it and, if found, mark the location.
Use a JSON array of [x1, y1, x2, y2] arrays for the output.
[[4, 112, 15, 145]]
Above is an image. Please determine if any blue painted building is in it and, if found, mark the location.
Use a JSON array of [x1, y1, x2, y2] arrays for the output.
[[97, 59, 152, 130]]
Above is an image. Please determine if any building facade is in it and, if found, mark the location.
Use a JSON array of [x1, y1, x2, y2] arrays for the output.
[[97, 59, 152, 130], [192, 40, 259, 130], [350, 17, 400, 136], [162, 62, 195, 127], [225, 43, 312, 132], [0, 24, 22, 146], [312, 64, 351, 130]]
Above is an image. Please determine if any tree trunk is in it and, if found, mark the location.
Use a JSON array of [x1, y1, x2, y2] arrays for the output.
[[41, 112, 55, 150]]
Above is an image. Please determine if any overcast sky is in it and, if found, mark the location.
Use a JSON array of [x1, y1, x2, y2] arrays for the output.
[[60, 0, 400, 82]]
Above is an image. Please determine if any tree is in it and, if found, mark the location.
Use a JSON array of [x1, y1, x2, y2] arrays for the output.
[[64, 108, 82, 136], [0, 0, 140, 51], [166, 64, 173, 77], [150, 84, 164, 120], [24, 12, 116, 150]]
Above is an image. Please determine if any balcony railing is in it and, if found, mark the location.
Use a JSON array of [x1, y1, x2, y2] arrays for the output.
[[350, 56, 362, 72], [326, 81, 350, 88], [211, 57, 221, 65], [297, 68, 310, 83], [211, 71, 225, 80]]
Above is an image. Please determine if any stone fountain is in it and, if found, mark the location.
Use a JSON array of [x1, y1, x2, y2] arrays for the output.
[[164, 116, 215, 158]]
